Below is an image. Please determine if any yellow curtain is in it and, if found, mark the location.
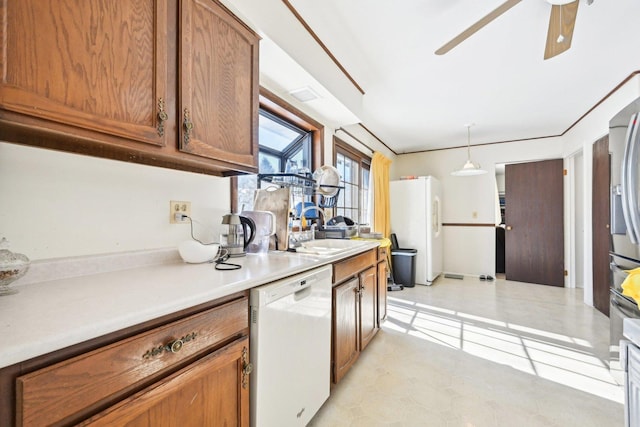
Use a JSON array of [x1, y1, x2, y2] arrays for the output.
[[371, 152, 392, 237]]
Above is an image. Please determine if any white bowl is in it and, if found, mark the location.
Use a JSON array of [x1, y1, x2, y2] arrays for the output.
[[178, 241, 220, 263]]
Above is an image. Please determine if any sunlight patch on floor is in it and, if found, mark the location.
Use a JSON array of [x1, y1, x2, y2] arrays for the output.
[[386, 295, 623, 403]]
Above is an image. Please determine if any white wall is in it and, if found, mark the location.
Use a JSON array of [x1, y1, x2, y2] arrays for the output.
[[495, 174, 505, 193], [573, 150, 585, 289], [0, 143, 231, 260]]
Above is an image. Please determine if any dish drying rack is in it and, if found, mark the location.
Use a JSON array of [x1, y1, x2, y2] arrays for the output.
[[257, 173, 341, 208]]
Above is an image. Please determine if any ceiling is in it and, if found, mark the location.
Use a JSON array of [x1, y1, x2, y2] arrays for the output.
[[229, 0, 640, 153]]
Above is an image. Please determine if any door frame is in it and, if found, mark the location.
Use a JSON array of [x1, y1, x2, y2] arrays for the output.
[[565, 150, 579, 290]]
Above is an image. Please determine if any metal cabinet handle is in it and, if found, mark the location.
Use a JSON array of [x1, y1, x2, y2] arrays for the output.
[[157, 97, 168, 136], [241, 347, 252, 389], [183, 108, 194, 145], [142, 332, 197, 359]]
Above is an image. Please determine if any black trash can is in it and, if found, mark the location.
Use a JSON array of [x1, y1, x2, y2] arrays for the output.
[[391, 248, 417, 287]]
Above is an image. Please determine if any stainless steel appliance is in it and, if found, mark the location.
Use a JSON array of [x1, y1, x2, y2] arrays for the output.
[[611, 255, 640, 384], [609, 103, 640, 385], [220, 213, 255, 257], [249, 265, 332, 426]]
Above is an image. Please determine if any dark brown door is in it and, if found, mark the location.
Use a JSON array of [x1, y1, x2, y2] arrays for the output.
[[593, 136, 611, 316], [505, 159, 564, 286]]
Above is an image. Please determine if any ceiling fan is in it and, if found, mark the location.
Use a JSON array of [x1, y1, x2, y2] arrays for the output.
[[435, 0, 593, 60]]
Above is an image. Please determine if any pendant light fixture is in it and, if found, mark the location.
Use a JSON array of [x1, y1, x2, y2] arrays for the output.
[[556, 4, 565, 43], [451, 123, 487, 176]]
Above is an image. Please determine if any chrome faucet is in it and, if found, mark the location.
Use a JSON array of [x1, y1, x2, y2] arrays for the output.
[[300, 205, 325, 233]]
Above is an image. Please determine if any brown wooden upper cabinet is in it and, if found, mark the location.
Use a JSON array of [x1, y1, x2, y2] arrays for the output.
[[0, 0, 259, 176]]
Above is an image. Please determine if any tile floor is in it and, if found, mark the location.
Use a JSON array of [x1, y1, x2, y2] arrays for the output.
[[310, 276, 625, 427]]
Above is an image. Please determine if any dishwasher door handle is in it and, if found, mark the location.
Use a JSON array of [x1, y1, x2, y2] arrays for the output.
[[294, 286, 312, 301]]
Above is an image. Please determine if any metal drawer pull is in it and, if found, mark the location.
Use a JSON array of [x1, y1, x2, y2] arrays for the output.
[[157, 97, 168, 136], [142, 332, 197, 359]]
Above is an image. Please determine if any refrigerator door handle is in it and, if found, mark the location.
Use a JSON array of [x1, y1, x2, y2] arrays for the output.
[[626, 113, 640, 242], [432, 197, 441, 237], [621, 113, 640, 244]]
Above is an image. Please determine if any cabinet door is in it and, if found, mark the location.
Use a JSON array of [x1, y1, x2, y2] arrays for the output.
[[333, 277, 360, 384], [80, 337, 250, 427], [0, 0, 169, 147], [179, 0, 258, 172], [377, 260, 388, 325], [359, 267, 378, 351]]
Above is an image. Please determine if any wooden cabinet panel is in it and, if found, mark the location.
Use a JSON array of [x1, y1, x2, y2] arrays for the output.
[[333, 250, 376, 284], [331, 249, 384, 384], [0, 0, 259, 176], [179, 0, 258, 171], [79, 337, 250, 427], [332, 277, 359, 384], [377, 260, 388, 325], [377, 247, 388, 261], [17, 297, 248, 427], [359, 267, 378, 351], [0, 0, 169, 147]]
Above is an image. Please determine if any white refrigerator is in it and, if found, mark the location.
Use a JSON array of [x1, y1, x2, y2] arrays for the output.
[[390, 176, 443, 285]]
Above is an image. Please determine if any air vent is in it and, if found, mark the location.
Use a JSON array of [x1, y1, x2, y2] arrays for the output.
[[289, 86, 320, 103]]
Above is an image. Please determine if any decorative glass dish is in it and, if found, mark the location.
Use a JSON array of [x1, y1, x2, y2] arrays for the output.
[[0, 238, 30, 295]]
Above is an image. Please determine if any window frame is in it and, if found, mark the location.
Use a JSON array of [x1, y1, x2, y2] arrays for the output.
[[333, 136, 371, 224], [231, 87, 324, 212]]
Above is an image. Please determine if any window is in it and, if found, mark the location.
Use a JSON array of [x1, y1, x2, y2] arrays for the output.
[[237, 111, 312, 211], [233, 88, 323, 213], [334, 138, 371, 225]]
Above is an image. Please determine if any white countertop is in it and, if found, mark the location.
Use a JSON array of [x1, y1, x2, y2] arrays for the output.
[[0, 242, 378, 369]]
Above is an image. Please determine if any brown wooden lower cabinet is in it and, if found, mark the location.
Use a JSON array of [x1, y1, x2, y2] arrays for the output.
[[359, 266, 378, 351], [331, 248, 383, 384], [78, 337, 249, 427], [3, 293, 250, 427], [332, 277, 360, 384], [377, 247, 388, 325]]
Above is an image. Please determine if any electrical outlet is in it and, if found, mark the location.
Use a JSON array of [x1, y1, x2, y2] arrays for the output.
[[170, 201, 191, 224]]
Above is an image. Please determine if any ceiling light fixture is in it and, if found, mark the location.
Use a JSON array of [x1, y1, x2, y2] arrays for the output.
[[451, 124, 487, 177], [556, 4, 565, 43], [289, 86, 320, 103]]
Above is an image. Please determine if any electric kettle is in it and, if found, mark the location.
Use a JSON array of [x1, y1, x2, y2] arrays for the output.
[[220, 213, 256, 257]]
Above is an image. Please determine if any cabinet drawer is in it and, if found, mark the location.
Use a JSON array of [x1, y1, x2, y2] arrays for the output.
[[333, 250, 376, 284], [378, 246, 388, 261], [77, 336, 250, 427], [16, 296, 248, 427]]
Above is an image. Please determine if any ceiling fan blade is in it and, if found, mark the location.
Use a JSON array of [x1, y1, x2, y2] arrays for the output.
[[544, 0, 579, 60], [435, 0, 522, 55]]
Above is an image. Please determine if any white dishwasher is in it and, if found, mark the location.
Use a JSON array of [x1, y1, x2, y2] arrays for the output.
[[250, 265, 332, 427]]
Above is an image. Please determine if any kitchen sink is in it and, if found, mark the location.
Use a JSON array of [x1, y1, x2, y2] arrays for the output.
[[294, 239, 369, 255]]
